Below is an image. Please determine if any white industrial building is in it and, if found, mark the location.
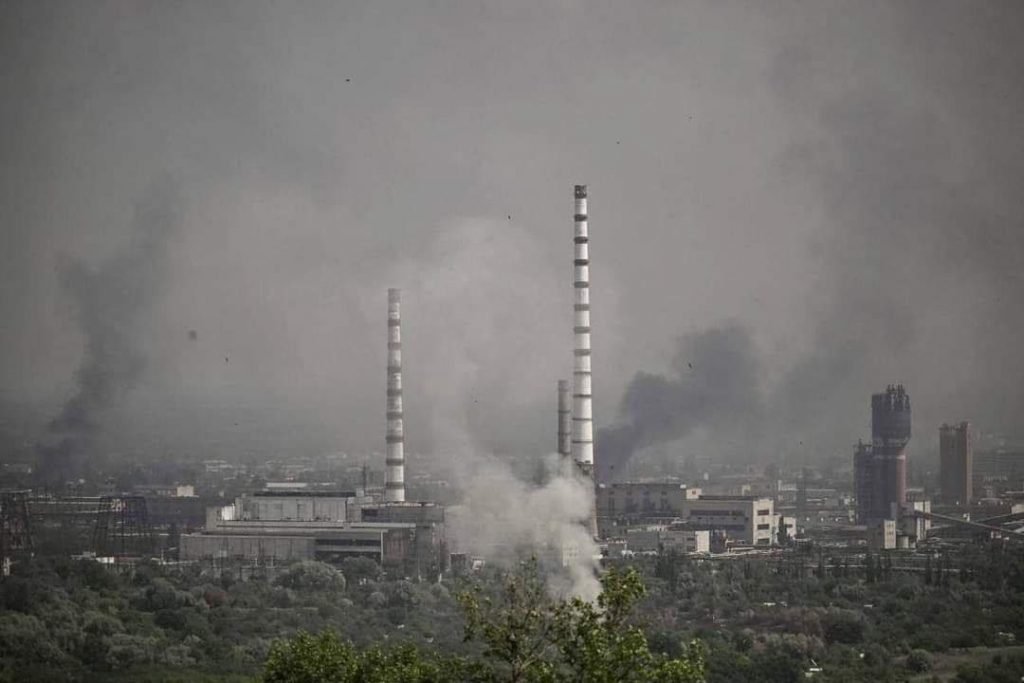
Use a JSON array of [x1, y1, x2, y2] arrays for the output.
[[684, 496, 777, 546], [596, 482, 701, 519], [181, 490, 446, 576], [235, 489, 368, 523], [660, 526, 711, 554]]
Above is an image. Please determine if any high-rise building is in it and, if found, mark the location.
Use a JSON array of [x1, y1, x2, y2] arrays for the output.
[[939, 422, 972, 506], [853, 441, 874, 524]]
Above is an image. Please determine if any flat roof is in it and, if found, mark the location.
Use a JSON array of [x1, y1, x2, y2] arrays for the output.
[[251, 490, 358, 498]]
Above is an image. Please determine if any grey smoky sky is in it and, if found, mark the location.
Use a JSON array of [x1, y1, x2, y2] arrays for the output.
[[2, 1, 1023, 470]]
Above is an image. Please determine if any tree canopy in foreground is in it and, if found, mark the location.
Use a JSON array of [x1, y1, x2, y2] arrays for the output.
[[263, 561, 705, 683]]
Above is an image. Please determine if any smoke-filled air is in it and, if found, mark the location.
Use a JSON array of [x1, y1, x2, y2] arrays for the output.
[[6, 3, 1024, 681], [5, 2, 1024, 474], [38, 180, 182, 482]]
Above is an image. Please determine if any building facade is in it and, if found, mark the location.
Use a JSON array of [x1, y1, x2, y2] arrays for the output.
[[236, 490, 365, 523], [939, 422, 972, 505], [684, 496, 776, 546], [661, 526, 711, 554], [596, 483, 700, 520]]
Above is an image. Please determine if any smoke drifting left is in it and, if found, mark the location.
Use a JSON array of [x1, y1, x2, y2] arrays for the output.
[[596, 324, 763, 481], [38, 178, 181, 485]]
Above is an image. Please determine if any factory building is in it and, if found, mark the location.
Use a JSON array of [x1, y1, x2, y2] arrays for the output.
[[236, 489, 368, 523], [685, 496, 777, 547], [180, 487, 444, 576], [868, 519, 897, 550], [974, 449, 1024, 481], [596, 482, 700, 520], [361, 502, 447, 577], [940, 422, 973, 506], [597, 484, 776, 548], [855, 385, 911, 523], [660, 525, 711, 554], [180, 520, 417, 568]]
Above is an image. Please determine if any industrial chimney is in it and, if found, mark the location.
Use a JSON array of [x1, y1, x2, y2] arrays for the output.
[[572, 185, 594, 472], [385, 288, 406, 503], [572, 185, 598, 539], [557, 380, 571, 459]]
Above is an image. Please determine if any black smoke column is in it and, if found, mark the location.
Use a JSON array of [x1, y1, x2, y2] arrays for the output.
[[38, 179, 182, 485], [596, 323, 761, 481]]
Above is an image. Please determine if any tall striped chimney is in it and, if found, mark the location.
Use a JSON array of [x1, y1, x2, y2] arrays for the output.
[[572, 185, 594, 469], [385, 288, 406, 503], [557, 380, 571, 459]]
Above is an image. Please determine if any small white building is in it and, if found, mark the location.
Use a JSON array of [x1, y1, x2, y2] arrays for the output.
[[869, 519, 897, 550], [660, 526, 710, 554]]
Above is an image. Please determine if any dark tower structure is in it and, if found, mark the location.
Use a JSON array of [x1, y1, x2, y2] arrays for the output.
[[854, 385, 912, 524], [94, 495, 154, 559], [939, 422, 972, 506], [869, 385, 911, 521], [853, 441, 874, 524], [0, 491, 33, 574], [797, 467, 810, 518]]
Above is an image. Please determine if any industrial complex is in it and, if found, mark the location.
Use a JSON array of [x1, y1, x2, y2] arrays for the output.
[[4, 184, 1024, 581]]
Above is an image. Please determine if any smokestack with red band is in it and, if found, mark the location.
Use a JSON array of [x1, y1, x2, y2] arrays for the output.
[[572, 185, 594, 469], [558, 380, 571, 459], [385, 288, 405, 503]]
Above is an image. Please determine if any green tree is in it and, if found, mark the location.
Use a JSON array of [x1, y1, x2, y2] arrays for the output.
[[275, 561, 347, 592], [905, 649, 932, 673], [263, 631, 469, 683], [263, 560, 705, 682], [458, 560, 705, 682]]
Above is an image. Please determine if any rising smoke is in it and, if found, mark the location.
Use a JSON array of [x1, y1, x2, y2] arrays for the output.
[[447, 453, 600, 600], [38, 179, 182, 484], [597, 7, 1024, 475], [387, 219, 600, 597], [596, 324, 762, 481]]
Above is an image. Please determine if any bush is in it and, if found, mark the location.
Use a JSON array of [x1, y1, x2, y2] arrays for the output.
[[906, 649, 932, 673], [274, 562, 346, 592]]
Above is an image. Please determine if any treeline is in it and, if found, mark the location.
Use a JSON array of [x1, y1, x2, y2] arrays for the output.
[[2, 540, 1022, 682], [0, 556, 467, 681], [632, 541, 1024, 682]]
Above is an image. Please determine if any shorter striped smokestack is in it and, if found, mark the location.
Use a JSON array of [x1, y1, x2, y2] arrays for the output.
[[557, 380, 571, 459], [385, 288, 405, 503]]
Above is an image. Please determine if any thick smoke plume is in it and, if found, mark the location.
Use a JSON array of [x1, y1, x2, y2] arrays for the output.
[[599, 7, 1024, 474], [446, 453, 600, 600], [39, 180, 181, 483], [596, 324, 762, 481]]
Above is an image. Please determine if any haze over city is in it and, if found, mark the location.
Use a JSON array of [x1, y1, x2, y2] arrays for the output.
[[4, 1, 1023, 477], [2, 4, 1024, 681]]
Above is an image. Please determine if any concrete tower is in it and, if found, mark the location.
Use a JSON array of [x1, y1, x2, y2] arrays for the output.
[[870, 384, 910, 520], [572, 185, 594, 471], [385, 288, 406, 503], [557, 380, 571, 459]]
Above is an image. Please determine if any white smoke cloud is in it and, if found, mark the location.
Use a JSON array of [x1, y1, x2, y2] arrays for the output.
[[374, 218, 601, 599], [446, 453, 601, 600]]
